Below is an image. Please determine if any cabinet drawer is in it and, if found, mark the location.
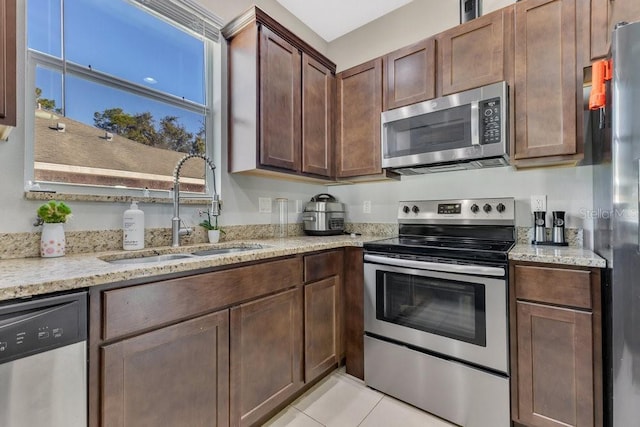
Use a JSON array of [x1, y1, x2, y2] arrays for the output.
[[304, 250, 343, 283], [102, 257, 302, 341], [514, 265, 592, 309]]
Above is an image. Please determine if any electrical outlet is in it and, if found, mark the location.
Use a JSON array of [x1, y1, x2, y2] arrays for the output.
[[259, 197, 272, 213], [363, 200, 372, 214], [295, 200, 303, 214], [530, 195, 547, 212]]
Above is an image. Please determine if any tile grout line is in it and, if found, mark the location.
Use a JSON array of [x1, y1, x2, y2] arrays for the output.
[[355, 393, 385, 426], [291, 406, 327, 427]]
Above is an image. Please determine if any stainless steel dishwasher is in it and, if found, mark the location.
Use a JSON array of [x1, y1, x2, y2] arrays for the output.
[[0, 291, 87, 427]]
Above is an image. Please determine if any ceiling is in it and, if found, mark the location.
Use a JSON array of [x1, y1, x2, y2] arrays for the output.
[[276, 0, 414, 42]]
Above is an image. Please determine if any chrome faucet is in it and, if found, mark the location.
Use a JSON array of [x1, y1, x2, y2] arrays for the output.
[[172, 153, 219, 247]]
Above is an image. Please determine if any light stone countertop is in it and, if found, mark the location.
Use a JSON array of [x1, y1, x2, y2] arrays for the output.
[[0, 235, 381, 302], [508, 244, 606, 268], [0, 236, 607, 302]]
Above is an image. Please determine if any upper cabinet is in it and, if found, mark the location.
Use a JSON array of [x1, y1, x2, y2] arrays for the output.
[[224, 7, 336, 180], [438, 7, 514, 96], [383, 38, 436, 110], [335, 58, 383, 178], [589, 0, 640, 60], [0, 0, 16, 139], [512, 0, 579, 165]]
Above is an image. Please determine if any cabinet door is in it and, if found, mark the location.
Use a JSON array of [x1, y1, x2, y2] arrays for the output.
[[590, 0, 640, 60], [304, 276, 340, 382], [259, 26, 301, 171], [439, 7, 513, 95], [336, 58, 383, 177], [302, 53, 334, 177], [516, 301, 594, 427], [230, 287, 303, 427], [383, 38, 436, 110], [0, 0, 16, 128], [101, 310, 230, 427], [514, 0, 577, 160]]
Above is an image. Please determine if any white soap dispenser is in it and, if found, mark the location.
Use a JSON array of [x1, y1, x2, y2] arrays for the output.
[[123, 201, 145, 250]]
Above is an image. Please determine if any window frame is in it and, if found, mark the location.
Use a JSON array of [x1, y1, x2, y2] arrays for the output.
[[23, 0, 221, 199]]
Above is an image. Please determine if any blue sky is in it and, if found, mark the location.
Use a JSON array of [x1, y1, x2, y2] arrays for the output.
[[28, 0, 206, 135]]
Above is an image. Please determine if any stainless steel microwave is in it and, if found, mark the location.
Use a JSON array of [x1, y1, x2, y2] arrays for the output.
[[381, 81, 509, 174]]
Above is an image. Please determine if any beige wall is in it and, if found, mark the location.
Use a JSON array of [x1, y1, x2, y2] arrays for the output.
[[195, 0, 329, 55]]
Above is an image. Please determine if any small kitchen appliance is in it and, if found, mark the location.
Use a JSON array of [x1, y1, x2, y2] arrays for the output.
[[363, 197, 515, 427], [302, 193, 345, 236], [552, 211, 566, 244], [533, 211, 546, 243]]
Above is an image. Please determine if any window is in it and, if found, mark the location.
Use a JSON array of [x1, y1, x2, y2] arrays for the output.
[[25, 0, 222, 194]]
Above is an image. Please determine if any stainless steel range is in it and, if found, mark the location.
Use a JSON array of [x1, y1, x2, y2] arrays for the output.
[[363, 198, 515, 427]]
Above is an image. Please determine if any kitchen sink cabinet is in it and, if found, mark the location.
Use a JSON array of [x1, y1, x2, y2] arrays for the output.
[[383, 38, 436, 110], [303, 250, 343, 382], [510, 262, 602, 427], [589, 0, 640, 60], [0, 0, 16, 139], [224, 7, 336, 181], [512, 0, 581, 166], [230, 287, 303, 427], [336, 58, 383, 178], [101, 310, 230, 427], [438, 6, 514, 96]]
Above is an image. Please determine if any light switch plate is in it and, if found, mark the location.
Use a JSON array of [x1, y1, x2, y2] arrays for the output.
[[259, 197, 272, 213], [530, 195, 547, 212], [363, 200, 372, 214], [295, 200, 303, 214]]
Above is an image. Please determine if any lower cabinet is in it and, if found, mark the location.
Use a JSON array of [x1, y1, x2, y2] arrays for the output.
[[101, 310, 230, 427], [510, 262, 602, 427], [230, 287, 303, 427]]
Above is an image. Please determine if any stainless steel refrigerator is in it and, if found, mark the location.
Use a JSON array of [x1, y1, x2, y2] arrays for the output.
[[592, 20, 640, 427]]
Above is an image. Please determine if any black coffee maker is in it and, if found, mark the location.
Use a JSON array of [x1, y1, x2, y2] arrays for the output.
[[552, 211, 566, 244]]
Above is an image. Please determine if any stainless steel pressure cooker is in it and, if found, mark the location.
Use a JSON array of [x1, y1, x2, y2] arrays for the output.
[[303, 193, 345, 236]]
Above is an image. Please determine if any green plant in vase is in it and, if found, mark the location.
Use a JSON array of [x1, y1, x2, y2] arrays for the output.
[[35, 201, 72, 258], [36, 200, 72, 224], [199, 208, 225, 243]]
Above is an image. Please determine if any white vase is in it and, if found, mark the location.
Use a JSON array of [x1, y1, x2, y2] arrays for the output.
[[40, 223, 66, 258], [208, 230, 220, 244]]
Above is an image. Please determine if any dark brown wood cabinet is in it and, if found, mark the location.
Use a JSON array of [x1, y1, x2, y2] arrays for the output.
[[259, 26, 301, 171], [303, 250, 343, 382], [225, 7, 336, 180], [344, 247, 365, 380], [510, 262, 602, 427], [0, 0, 16, 138], [513, 0, 579, 164], [438, 7, 514, 96], [230, 287, 303, 427], [336, 58, 383, 178], [101, 310, 230, 427], [383, 38, 436, 110], [302, 53, 334, 176], [589, 0, 640, 60]]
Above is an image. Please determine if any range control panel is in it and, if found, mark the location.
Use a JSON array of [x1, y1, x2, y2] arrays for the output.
[[480, 97, 502, 145], [398, 198, 515, 225], [0, 293, 86, 365]]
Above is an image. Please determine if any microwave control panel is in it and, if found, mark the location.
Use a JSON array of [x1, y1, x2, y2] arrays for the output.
[[480, 97, 501, 145]]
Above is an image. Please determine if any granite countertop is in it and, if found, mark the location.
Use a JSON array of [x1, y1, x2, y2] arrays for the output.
[[0, 235, 380, 302], [508, 244, 606, 268], [0, 236, 607, 302]]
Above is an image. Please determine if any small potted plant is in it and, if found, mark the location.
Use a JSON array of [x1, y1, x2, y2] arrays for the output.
[[35, 200, 72, 258], [199, 209, 224, 243]]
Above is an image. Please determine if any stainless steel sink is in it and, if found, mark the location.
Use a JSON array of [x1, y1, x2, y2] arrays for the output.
[[191, 246, 262, 256], [106, 253, 196, 265]]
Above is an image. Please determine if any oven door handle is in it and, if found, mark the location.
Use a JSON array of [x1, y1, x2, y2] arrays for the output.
[[363, 254, 505, 277]]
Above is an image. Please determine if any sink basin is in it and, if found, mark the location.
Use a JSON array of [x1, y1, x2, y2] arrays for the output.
[[106, 253, 196, 265], [191, 246, 262, 256]]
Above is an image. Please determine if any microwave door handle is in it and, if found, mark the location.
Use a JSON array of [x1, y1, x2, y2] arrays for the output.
[[363, 254, 505, 277], [471, 101, 480, 145]]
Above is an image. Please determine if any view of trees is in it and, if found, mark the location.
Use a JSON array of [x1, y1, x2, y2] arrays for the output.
[[36, 88, 205, 154]]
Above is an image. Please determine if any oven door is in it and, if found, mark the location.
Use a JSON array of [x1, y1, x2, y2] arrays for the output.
[[364, 254, 508, 374]]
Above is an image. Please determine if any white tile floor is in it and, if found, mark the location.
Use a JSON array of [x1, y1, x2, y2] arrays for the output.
[[263, 368, 457, 427]]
